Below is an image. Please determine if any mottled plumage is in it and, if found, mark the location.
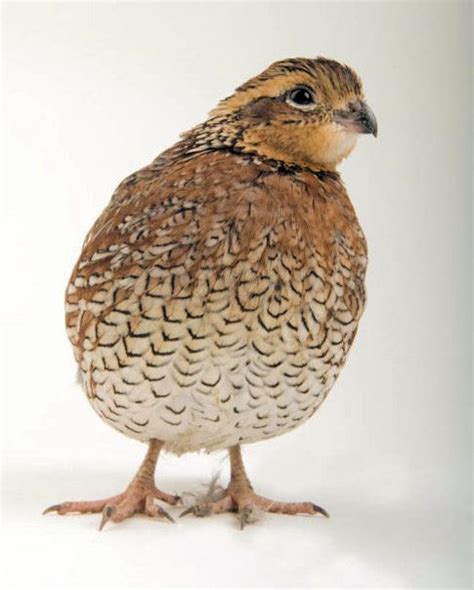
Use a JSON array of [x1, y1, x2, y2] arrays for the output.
[[47, 57, 376, 528]]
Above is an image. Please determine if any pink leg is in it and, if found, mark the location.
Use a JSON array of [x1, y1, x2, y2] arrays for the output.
[[43, 439, 179, 530], [181, 445, 329, 528]]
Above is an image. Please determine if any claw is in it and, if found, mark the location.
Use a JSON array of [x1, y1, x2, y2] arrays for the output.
[[42, 504, 61, 515], [312, 503, 330, 518], [239, 511, 247, 530], [179, 506, 196, 519], [99, 505, 115, 531], [159, 508, 175, 523], [179, 503, 212, 517]]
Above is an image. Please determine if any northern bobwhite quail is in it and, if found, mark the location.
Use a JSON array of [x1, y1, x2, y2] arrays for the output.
[[45, 57, 377, 529]]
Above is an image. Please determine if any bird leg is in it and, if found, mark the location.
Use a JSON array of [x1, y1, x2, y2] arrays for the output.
[[43, 439, 179, 529], [180, 445, 329, 528]]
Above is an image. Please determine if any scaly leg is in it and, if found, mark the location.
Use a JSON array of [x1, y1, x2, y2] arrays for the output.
[[181, 445, 329, 528], [43, 439, 179, 530]]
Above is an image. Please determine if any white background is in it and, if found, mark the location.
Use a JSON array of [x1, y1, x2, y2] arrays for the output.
[[1, 1, 472, 588]]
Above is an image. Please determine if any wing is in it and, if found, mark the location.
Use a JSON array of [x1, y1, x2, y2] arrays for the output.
[[66, 150, 270, 355]]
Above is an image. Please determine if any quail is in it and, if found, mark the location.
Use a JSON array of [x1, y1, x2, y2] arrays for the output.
[[44, 57, 377, 529]]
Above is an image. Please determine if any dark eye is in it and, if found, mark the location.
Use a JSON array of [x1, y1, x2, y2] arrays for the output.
[[286, 86, 315, 108]]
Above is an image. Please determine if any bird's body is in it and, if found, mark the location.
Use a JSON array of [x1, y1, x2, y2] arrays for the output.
[[49, 57, 376, 528], [66, 150, 366, 455]]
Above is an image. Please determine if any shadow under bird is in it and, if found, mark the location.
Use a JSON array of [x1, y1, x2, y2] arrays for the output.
[[44, 57, 377, 530]]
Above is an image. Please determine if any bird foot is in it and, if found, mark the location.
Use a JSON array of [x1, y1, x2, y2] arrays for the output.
[[180, 485, 329, 529], [43, 480, 179, 530]]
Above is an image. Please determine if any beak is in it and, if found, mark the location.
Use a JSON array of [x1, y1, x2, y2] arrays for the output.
[[334, 101, 378, 137]]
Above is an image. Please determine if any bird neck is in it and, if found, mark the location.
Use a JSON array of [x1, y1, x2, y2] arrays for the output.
[[161, 117, 340, 176]]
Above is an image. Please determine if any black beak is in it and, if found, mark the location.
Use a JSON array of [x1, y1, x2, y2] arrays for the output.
[[357, 102, 378, 137], [334, 101, 378, 137]]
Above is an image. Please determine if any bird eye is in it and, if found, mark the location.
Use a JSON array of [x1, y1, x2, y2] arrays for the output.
[[286, 86, 316, 109]]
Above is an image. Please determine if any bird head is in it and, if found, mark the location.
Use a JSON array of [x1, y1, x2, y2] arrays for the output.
[[207, 57, 377, 171]]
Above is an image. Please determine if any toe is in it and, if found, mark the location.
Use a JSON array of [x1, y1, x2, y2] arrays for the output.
[[190, 503, 212, 517], [145, 496, 175, 522], [238, 504, 260, 529], [43, 500, 109, 515], [151, 488, 180, 505]]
